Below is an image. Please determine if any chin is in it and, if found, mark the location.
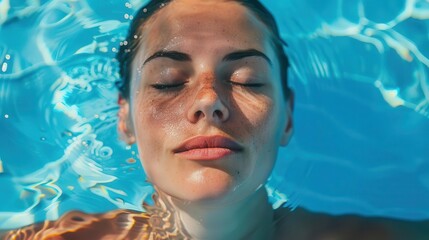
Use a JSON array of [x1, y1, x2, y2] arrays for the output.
[[179, 167, 239, 202]]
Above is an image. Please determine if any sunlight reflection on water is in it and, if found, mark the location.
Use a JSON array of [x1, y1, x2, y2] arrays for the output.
[[0, 0, 428, 229]]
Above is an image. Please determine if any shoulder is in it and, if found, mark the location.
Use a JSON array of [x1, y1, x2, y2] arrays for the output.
[[274, 207, 429, 240], [2, 209, 151, 240]]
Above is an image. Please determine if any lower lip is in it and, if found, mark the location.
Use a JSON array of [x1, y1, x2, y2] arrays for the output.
[[175, 148, 237, 161]]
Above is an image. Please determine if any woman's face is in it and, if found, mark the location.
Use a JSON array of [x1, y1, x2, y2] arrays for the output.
[[119, 0, 293, 203]]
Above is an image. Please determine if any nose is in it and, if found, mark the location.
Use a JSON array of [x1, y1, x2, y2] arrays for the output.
[[187, 83, 230, 124]]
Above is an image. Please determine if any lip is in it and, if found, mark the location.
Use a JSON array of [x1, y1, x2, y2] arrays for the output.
[[173, 135, 243, 161]]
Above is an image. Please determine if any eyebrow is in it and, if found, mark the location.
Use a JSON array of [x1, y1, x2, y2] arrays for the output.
[[222, 49, 272, 65], [143, 51, 192, 65], [142, 48, 272, 66]]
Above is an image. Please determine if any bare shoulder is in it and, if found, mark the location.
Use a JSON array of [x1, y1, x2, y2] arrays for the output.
[[274, 207, 429, 240]]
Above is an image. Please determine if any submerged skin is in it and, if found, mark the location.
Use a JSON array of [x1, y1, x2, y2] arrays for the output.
[[3, 0, 429, 239]]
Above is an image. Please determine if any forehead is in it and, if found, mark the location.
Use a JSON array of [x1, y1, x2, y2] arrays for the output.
[[139, 0, 271, 54]]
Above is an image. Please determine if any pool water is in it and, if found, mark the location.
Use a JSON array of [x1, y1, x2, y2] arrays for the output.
[[0, 0, 428, 230]]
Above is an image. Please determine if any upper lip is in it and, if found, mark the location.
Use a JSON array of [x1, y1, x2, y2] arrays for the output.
[[173, 135, 244, 153]]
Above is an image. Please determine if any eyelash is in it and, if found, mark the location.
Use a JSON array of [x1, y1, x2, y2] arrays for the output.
[[151, 83, 185, 90], [150, 81, 264, 91], [229, 81, 265, 88]]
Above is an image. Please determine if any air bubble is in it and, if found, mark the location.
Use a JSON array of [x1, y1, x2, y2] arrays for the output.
[[123, 41, 128, 46], [82, 141, 89, 147], [112, 47, 118, 52], [124, 13, 129, 19], [99, 146, 113, 157], [1, 62, 8, 72], [5, 54, 10, 60], [40, 137, 46, 141], [62, 130, 73, 137], [125, 2, 132, 8], [143, 8, 148, 13]]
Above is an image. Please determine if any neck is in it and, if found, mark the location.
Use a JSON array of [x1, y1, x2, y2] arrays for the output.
[[154, 187, 274, 240]]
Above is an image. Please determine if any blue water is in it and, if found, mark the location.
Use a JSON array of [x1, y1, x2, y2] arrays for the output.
[[0, 0, 428, 230]]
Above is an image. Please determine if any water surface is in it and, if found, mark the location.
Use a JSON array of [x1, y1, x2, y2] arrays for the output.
[[0, 0, 428, 230]]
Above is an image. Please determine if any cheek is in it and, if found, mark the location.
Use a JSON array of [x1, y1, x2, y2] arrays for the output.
[[133, 93, 185, 138], [232, 90, 285, 158], [231, 91, 275, 136]]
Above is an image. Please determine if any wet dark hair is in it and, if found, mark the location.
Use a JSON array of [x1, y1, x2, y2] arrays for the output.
[[116, 0, 290, 100]]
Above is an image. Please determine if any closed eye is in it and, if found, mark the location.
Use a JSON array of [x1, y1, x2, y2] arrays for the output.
[[151, 83, 185, 90], [229, 81, 265, 88]]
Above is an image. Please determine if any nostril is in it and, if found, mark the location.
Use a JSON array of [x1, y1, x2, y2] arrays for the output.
[[214, 110, 223, 119], [194, 110, 203, 120]]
